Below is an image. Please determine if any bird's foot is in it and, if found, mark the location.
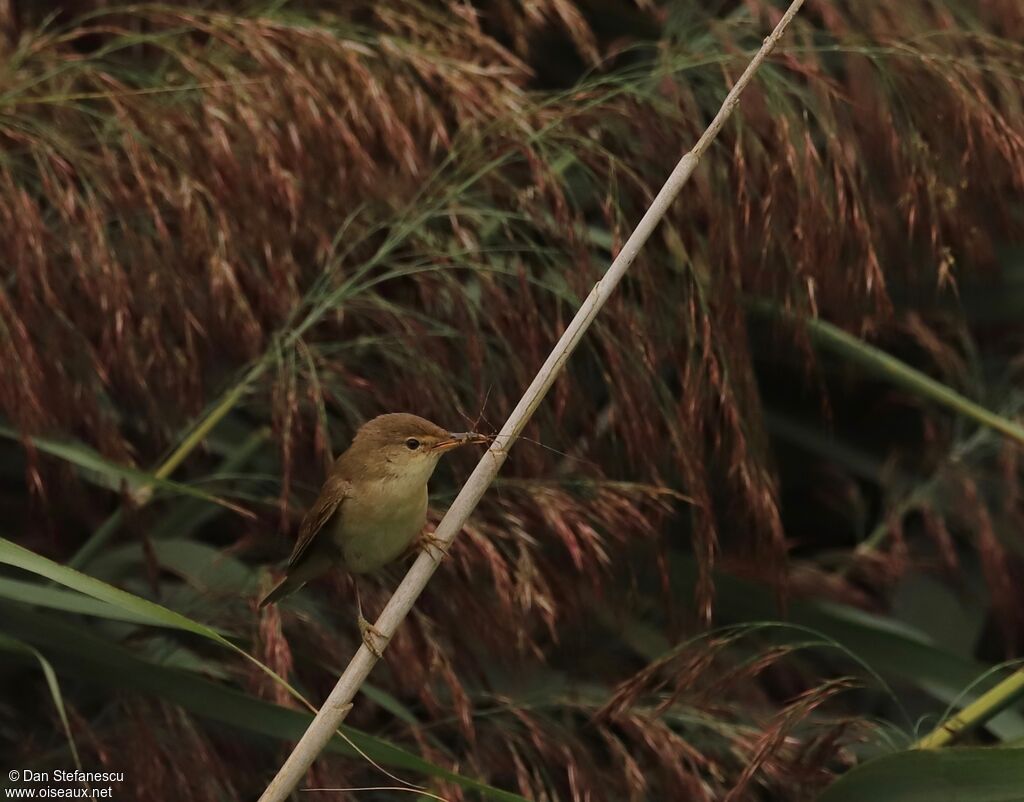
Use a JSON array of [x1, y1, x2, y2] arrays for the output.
[[357, 614, 387, 659], [417, 530, 450, 561]]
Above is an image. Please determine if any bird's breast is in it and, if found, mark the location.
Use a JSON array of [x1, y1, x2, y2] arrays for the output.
[[334, 479, 429, 573]]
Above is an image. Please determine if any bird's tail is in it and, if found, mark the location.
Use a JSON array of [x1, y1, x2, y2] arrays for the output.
[[258, 575, 305, 608], [258, 549, 335, 608]]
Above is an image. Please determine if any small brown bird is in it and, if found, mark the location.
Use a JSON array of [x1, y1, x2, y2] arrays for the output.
[[259, 413, 487, 611]]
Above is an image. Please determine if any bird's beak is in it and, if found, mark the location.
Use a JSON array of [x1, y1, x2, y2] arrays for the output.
[[431, 431, 490, 453]]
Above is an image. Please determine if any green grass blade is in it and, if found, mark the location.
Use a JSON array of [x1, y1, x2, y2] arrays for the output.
[[0, 537, 300, 708], [746, 301, 1024, 446], [0, 576, 158, 624], [0, 633, 81, 770], [70, 425, 268, 569], [84, 539, 258, 595], [0, 537, 235, 641], [672, 555, 1024, 739], [149, 427, 270, 541], [0, 426, 255, 520], [1, 605, 530, 802], [820, 747, 1024, 802]]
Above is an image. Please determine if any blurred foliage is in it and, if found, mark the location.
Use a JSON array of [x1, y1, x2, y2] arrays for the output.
[[1, 0, 1023, 799]]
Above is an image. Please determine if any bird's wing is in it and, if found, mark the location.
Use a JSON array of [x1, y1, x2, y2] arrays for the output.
[[287, 473, 351, 568]]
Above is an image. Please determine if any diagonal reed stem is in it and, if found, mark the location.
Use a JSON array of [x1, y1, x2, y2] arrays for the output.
[[258, 2, 807, 798], [915, 668, 1024, 749], [746, 299, 1024, 447]]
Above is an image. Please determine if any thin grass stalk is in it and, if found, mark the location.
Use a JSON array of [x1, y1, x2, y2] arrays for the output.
[[69, 364, 264, 568], [258, 2, 807, 798]]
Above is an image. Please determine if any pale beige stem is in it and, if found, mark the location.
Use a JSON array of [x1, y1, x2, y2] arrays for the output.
[[259, 3, 806, 798]]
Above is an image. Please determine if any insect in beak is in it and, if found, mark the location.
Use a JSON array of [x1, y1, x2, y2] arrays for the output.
[[431, 432, 490, 452]]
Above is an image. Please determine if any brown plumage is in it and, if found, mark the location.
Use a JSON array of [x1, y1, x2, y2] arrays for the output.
[[259, 413, 486, 608]]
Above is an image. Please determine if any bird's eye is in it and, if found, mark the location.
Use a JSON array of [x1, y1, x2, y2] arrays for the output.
[[405, 438, 420, 450]]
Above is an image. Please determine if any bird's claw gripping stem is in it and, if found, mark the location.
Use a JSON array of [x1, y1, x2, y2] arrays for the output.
[[417, 530, 450, 561], [358, 614, 387, 659]]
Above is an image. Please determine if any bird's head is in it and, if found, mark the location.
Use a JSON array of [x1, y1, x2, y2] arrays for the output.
[[348, 413, 488, 483]]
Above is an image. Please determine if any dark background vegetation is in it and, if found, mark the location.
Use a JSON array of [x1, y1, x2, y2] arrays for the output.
[[1, 0, 1023, 799]]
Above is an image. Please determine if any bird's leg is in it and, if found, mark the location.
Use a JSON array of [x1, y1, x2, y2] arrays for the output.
[[353, 582, 387, 659], [416, 529, 450, 561]]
